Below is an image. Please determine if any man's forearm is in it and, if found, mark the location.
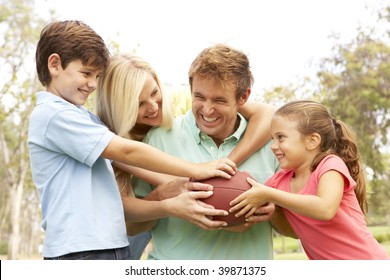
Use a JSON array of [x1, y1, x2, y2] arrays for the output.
[[126, 220, 157, 236], [270, 206, 297, 238]]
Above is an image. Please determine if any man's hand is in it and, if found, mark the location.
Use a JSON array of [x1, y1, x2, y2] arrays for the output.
[[244, 202, 275, 224], [149, 177, 229, 230], [224, 202, 276, 232]]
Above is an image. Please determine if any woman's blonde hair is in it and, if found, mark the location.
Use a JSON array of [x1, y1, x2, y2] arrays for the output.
[[96, 54, 174, 195]]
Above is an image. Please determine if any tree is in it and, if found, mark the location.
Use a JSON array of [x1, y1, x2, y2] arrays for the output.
[[259, 5, 390, 224], [0, 0, 47, 259], [315, 10, 390, 223]]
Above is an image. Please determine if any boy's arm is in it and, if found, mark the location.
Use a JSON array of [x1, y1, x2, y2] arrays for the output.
[[230, 102, 275, 165], [102, 135, 236, 180]]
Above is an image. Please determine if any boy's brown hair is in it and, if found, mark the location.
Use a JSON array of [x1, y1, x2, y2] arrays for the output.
[[35, 20, 110, 86]]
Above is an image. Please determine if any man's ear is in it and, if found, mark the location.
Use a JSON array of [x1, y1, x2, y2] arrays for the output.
[[48, 53, 61, 75], [305, 133, 321, 151], [238, 88, 251, 106]]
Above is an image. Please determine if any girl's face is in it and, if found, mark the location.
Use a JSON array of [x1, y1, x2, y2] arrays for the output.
[[270, 115, 311, 170], [136, 74, 163, 127]]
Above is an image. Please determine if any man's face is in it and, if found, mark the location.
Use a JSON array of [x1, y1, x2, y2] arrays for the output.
[[191, 76, 249, 146]]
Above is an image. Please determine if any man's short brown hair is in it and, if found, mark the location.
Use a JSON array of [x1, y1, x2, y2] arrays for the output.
[[188, 44, 253, 100]]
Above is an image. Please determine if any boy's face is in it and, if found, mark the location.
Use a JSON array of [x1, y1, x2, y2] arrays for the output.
[[47, 55, 102, 106]]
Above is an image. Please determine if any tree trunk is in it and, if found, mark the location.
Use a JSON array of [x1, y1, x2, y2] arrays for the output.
[[7, 183, 22, 259], [2, 114, 30, 259]]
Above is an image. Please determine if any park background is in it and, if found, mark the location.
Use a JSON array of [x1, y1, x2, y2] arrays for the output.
[[0, 0, 389, 260]]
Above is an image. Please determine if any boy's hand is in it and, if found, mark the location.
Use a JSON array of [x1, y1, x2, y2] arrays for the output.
[[193, 158, 237, 180]]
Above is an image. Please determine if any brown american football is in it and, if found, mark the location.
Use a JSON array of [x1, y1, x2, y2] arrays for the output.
[[192, 170, 253, 226]]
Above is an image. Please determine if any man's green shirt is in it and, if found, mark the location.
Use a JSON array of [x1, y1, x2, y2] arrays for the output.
[[135, 111, 279, 259]]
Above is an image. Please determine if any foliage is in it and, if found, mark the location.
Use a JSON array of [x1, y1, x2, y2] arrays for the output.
[[0, 242, 7, 255], [0, 0, 48, 259], [315, 20, 390, 222], [261, 5, 390, 224]]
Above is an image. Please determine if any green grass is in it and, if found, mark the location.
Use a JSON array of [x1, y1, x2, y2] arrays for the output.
[[275, 251, 308, 260], [273, 226, 390, 260], [369, 225, 390, 235]]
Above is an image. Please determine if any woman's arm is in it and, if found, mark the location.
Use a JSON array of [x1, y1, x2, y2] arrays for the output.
[[230, 101, 275, 165], [114, 162, 177, 186]]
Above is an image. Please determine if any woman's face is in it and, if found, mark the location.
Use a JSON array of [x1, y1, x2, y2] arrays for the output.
[[136, 73, 163, 127]]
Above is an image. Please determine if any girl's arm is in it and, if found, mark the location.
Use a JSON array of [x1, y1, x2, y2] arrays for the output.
[[102, 135, 236, 180], [230, 101, 275, 165], [230, 171, 344, 221]]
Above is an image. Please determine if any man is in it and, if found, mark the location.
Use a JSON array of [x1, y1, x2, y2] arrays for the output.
[[131, 44, 290, 259]]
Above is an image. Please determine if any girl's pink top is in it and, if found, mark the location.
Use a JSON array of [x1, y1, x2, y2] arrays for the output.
[[266, 155, 389, 260]]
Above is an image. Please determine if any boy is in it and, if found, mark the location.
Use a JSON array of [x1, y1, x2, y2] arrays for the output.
[[28, 20, 236, 260]]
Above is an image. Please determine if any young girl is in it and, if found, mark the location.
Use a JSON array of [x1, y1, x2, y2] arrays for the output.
[[230, 100, 389, 260]]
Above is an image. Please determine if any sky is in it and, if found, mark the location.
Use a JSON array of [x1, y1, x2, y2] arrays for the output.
[[34, 0, 385, 94]]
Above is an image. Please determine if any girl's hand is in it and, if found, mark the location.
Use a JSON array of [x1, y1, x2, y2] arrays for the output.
[[193, 158, 237, 180], [229, 177, 269, 218]]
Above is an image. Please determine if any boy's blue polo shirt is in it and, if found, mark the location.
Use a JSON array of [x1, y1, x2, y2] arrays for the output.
[[28, 91, 128, 257]]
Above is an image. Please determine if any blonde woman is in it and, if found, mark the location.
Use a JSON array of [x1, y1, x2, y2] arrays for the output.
[[96, 54, 275, 259]]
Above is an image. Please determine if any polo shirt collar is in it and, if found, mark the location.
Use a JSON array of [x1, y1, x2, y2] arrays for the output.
[[36, 91, 64, 105], [184, 111, 247, 145], [36, 91, 86, 110]]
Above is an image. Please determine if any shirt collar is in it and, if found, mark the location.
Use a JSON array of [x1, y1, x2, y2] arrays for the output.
[[35, 91, 89, 116], [36, 91, 64, 105], [184, 111, 247, 145]]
